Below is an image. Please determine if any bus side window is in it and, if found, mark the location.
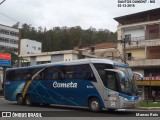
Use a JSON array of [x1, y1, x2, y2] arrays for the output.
[[44, 67, 62, 80], [25, 73, 32, 80], [52, 73, 59, 80], [6, 71, 15, 81], [65, 66, 74, 79], [15, 71, 22, 81], [58, 68, 66, 80], [74, 64, 96, 82]]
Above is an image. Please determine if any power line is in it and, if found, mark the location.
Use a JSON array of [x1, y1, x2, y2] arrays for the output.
[[0, 0, 19, 23], [0, 11, 19, 23], [0, 0, 6, 5]]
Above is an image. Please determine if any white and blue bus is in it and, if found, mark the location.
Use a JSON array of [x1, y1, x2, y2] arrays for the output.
[[4, 58, 143, 112]]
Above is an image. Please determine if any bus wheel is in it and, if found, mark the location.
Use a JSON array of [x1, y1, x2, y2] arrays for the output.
[[16, 94, 24, 105], [89, 98, 102, 112], [24, 95, 32, 106]]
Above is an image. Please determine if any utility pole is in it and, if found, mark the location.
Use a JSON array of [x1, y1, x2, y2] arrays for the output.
[[149, 73, 152, 101], [123, 37, 126, 63], [119, 37, 127, 64]]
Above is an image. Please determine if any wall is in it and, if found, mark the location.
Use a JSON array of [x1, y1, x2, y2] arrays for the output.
[[36, 56, 51, 62], [64, 54, 73, 61], [20, 39, 42, 55], [117, 19, 160, 40], [124, 28, 145, 41], [126, 48, 145, 60], [147, 46, 160, 59]]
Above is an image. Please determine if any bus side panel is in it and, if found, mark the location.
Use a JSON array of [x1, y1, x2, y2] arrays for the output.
[[4, 81, 26, 101], [25, 79, 103, 107]]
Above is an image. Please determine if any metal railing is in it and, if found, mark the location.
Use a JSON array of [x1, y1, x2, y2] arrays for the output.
[[126, 38, 160, 48]]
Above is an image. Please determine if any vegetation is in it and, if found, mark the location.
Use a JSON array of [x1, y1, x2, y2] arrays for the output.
[[139, 101, 160, 107], [1, 49, 24, 67], [16, 23, 117, 52]]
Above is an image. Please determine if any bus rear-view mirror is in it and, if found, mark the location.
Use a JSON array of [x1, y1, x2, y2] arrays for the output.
[[133, 72, 144, 81]]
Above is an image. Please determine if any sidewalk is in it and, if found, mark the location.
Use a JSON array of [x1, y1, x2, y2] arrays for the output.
[[138, 106, 160, 110]]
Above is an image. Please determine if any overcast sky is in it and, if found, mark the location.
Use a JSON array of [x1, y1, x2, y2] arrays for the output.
[[0, 0, 160, 32]]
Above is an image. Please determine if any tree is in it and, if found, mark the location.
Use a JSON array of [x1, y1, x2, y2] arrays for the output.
[[12, 22, 20, 29], [19, 23, 117, 52]]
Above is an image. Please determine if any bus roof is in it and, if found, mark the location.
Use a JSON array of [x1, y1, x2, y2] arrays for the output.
[[6, 58, 129, 71]]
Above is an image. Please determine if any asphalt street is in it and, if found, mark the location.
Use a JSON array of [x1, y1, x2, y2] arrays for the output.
[[0, 97, 160, 120]]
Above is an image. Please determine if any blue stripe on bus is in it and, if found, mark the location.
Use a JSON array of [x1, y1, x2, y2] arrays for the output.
[[119, 93, 138, 100]]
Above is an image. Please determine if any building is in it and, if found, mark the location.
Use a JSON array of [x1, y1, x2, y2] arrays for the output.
[[20, 39, 42, 55], [0, 24, 19, 51], [0, 24, 19, 91], [20, 50, 99, 67], [88, 42, 121, 61], [114, 8, 160, 100], [74, 42, 123, 62]]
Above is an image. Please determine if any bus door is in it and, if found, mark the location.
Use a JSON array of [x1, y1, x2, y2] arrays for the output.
[[103, 69, 123, 109]]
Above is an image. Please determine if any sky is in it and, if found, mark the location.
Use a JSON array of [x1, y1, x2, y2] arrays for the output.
[[0, 0, 160, 32]]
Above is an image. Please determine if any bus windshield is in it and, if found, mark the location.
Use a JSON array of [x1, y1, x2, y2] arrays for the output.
[[115, 66, 138, 95]]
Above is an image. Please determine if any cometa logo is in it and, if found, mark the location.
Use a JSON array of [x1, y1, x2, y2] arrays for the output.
[[53, 81, 77, 88]]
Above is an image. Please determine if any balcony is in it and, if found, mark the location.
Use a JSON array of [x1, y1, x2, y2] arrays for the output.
[[125, 37, 160, 49], [127, 59, 160, 67]]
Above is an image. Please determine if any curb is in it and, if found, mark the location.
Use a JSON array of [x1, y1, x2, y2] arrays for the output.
[[138, 107, 160, 110]]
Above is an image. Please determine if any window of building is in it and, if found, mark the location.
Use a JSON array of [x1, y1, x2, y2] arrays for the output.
[[9, 39, 18, 44], [126, 53, 132, 60], [10, 31, 18, 37], [0, 29, 9, 35], [32, 46, 36, 50], [21, 62, 30, 67], [38, 47, 41, 50], [125, 34, 131, 42]]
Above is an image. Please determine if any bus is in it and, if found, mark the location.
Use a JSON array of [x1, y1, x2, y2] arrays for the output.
[[4, 58, 143, 112]]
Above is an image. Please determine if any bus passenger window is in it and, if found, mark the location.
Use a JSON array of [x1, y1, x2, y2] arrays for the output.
[[52, 73, 59, 80], [25, 74, 32, 80], [58, 68, 66, 80], [75, 64, 96, 82]]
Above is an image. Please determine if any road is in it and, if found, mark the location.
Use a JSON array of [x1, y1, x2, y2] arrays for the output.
[[0, 97, 159, 120]]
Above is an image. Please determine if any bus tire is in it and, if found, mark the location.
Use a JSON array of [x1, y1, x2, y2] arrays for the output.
[[24, 95, 32, 106], [89, 98, 102, 112], [16, 94, 24, 105]]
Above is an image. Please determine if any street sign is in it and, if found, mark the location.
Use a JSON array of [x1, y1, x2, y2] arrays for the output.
[[0, 53, 11, 66]]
